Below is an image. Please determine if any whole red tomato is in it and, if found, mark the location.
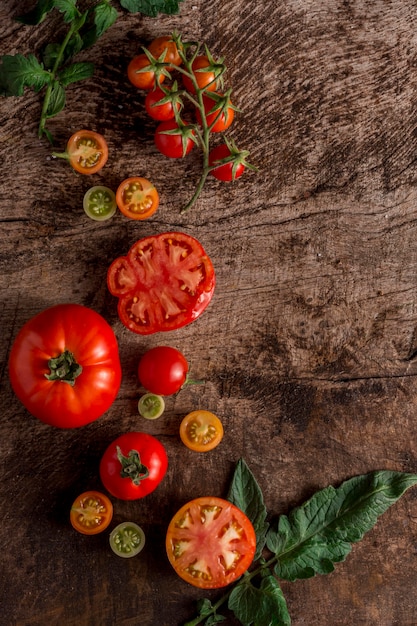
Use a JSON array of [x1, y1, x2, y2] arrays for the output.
[[138, 346, 188, 395], [99, 432, 168, 500], [8, 304, 121, 428]]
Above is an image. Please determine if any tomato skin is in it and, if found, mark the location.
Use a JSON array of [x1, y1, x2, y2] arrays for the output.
[[127, 53, 165, 90], [179, 410, 224, 452], [145, 87, 180, 121], [99, 432, 168, 500], [138, 346, 188, 395], [196, 94, 235, 133], [166, 496, 256, 589], [209, 144, 245, 182], [154, 120, 195, 158], [107, 232, 215, 335], [66, 130, 108, 175], [147, 36, 182, 68], [182, 55, 218, 93], [116, 177, 159, 220], [70, 491, 113, 535], [8, 304, 121, 428]]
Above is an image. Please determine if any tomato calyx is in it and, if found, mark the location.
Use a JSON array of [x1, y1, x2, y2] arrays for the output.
[[45, 350, 82, 386], [116, 446, 150, 485], [208, 137, 258, 181]]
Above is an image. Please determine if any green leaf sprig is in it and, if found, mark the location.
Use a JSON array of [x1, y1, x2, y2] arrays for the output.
[[0, 0, 118, 142], [185, 459, 417, 625]]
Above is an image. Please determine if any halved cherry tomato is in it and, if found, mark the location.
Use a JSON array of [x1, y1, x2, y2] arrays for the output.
[[182, 55, 219, 93], [145, 86, 181, 121], [166, 496, 256, 589], [116, 177, 159, 220], [138, 346, 188, 396], [107, 232, 216, 335], [70, 491, 113, 535], [147, 35, 183, 68], [83, 186, 116, 221], [65, 130, 108, 175], [180, 410, 223, 452], [99, 431, 168, 500], [138, 393, 165, 419], [127, 53, 165, 90], [110, 522, 146, 558]]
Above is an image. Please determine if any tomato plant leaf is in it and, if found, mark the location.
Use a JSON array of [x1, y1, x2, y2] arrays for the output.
[[54, 0, 80, 23], [227, 458, 269, 559], [228, 575, 291, 626], [16, 0, 55, 25], [46, 80, 66, 117], [58, 61, 94, 86], [79, 1, 119, 50], [266, 470, 417, 582], [0, 54, 50, 96], [119, 0, 184, 17]]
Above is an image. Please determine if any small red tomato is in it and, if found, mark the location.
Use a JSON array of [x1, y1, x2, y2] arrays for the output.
[[127, 53, 165, 90], [145, 87, 181, 121], [147, 35, 183, 68], [182, 55, 219, 93], [99, 431, 168, 500], [138, 346, 188, 395], [209, 144, 246, 182], [154, 120, 195, 158], [196, 93, 235, 133]]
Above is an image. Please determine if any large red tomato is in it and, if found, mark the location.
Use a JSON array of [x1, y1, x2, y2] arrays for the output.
[[99, 432, 168, 500], [8, 304, 121, 428], [166, 496, 256, 589], [107, 232, 215, 335]]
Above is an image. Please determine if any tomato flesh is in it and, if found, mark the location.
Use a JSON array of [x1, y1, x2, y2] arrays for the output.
[[166, 497, 256, 589], [116, 177, 159, 220], [66, 130, 108, 175], [70, 491, 113, 535], [180, 410, 223, 452], [83, 186, 116, 221], [107, 232, 215, 335], [110, 522, 146, 558], [138, 393, 165, 419]]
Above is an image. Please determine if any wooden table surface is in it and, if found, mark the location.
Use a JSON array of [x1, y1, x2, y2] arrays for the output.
[[1, 1, 417, 624]]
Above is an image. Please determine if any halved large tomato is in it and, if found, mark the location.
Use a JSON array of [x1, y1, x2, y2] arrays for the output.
[[166, 496, 256, 589], [107, 232, 215, 335]]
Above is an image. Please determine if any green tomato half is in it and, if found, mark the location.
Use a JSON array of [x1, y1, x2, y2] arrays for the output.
[[138, 393, 165, 419], [83, 186, 116, 221], [109, 522, 146, 558]]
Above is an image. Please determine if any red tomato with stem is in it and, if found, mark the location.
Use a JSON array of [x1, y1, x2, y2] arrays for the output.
[[107, 232, 215, 335], [182, 55, 219, 93], [99, 432, 168, 500], [209, 143, 246, 181], [166, 496, 256, 589], [147, 35, 183, 68], [127, 53, 165, 90], [196, 93, 235, 132], [138, 346, 188, 395], [145, 87, 181, 121], [8, 304, 121, 428], [154, 119, 196, 158]]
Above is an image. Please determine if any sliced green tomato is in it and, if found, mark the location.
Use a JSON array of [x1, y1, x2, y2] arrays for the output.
[[138, 393, 165, 419], [83, 185, 117, 221], [109, 522, 146, 558]]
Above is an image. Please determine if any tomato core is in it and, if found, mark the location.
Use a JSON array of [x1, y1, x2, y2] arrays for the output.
[[45, 350, 82, 386]]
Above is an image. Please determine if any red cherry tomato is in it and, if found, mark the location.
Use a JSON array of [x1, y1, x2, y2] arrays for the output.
[[127, 53, 165, 90], [99, 432, 168, 500], [138, 346, 188, 395], [8, 304, 121, 428], [196, 93, 235, 133], [209, 144, 246, 182], [182, 55, 219, 93], [107, 232, 216, 335], [154, 119, 195, 158], [147, 35, 183, 68], [166, 496, 256, 589], [145, 87, 181, 121]]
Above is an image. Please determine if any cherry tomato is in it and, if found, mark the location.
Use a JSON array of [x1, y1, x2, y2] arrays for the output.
[[70, 491, 113, 535], [154, 120, 195, 158], [138, 393, 165, 419], [110, 522, 146, 558], [107, 232, 215, 335], [179, 410, 224, 452], [166, 496, 256, 589], [147, 35, 183, 68], [145, 87, 181, 121], [196, 93, 235, 133], [182, 55, 218, 93], [209, 144, 246, 182], [138, 346, 188, 395], [99, 431, 168, 500], [8, 304, 122, 428], [127, 53, 165, 90], [83, 186, 116, 221], [65, 130, 108, 175], [116, 177, 159, 220]]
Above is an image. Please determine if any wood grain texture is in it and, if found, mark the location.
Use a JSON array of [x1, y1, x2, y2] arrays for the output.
[[1, 0, 417, 624]]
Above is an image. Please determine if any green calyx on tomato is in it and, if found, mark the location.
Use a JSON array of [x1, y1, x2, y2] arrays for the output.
[[116, 446, 150, 485], [44, 350, 82, 386], [208, 137, 258, 182], [110, 522, 146, 558]]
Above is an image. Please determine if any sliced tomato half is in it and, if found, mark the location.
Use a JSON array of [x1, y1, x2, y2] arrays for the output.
[[166, 496, 256, 589], [107, 232, 215, 334]]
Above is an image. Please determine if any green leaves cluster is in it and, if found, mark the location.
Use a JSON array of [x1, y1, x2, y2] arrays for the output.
[[186, 459, 417, 626], [0, 0, 184, 142]]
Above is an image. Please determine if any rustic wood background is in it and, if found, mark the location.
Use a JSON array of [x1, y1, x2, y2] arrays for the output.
[[1, 0, 417, 624]]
